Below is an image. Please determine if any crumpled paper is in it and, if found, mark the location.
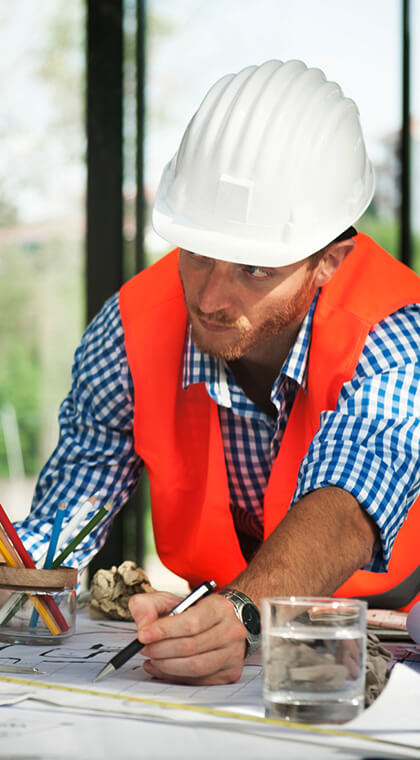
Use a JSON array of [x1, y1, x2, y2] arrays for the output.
[[365, 631, 393, 705], [89, 561, 155, 621]]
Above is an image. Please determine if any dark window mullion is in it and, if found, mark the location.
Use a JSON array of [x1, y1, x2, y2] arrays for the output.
[[400, 0, 412, 267], [87, 0, 125, 574]]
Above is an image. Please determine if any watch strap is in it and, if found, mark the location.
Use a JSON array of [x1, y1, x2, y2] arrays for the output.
[[219, 588, 261, 657]]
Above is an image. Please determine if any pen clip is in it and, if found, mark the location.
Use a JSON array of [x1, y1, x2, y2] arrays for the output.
[[169, 581, 216, 616]]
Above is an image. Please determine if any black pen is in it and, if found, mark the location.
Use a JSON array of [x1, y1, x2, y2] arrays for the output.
[[94, 580, 216, 681]]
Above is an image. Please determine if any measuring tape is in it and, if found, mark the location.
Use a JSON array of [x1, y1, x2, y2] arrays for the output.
[[0, 673, 419, 757]]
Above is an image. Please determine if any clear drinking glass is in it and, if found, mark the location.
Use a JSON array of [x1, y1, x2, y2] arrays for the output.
[[262, 596, 367, 724]]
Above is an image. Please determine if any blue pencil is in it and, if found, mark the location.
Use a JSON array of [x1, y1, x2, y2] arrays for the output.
[[29, 502, 67, 628]]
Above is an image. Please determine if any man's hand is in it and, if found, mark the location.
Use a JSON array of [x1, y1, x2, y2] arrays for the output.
[[128, 590, 247, 685]]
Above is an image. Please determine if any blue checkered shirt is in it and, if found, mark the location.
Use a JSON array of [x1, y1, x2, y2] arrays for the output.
[[15, 290, 420, 575]]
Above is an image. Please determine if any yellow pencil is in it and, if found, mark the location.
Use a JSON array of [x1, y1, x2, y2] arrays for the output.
[[0, 534, 60, 636], [25, 594, 61, 635], [0, 529, 21, 568], [0, 524, 21, 566]]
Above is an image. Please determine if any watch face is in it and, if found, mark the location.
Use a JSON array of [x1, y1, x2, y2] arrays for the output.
[[242, 603, 261, 635]]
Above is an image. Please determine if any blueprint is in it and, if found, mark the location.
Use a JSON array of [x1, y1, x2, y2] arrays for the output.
[[0, 609, 419, 760], [0, 610, 264, 711]]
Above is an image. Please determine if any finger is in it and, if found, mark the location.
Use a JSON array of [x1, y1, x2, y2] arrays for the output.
[[141, 614, 246, 660], [143, 662, 243, 686], [129, 591, 182, 629], [143, 640, 245, 684], [138, 594, 234, 644]]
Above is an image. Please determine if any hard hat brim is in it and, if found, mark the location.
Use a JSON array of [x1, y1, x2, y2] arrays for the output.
[[152, 171, 375, 267]]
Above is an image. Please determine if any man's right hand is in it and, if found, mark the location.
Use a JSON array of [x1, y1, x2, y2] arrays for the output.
[[128, 589, 248, 685]]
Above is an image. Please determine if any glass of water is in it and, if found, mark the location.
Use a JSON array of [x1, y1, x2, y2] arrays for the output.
[[262, 596, 367, 724]]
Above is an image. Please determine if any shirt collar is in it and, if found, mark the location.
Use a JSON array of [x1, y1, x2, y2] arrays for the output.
[[182, 291, 319, 408], [279, 291, 319, 391]]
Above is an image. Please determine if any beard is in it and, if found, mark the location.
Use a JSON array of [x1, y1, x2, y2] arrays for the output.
[[184, 272, 317, 361]]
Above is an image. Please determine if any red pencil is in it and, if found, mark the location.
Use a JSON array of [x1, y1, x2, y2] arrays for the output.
[[0, 504, 36, 568], [0, 503, 68, 632]]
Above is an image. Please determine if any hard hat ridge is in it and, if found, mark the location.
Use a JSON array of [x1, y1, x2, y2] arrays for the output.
[[152, 59, 375, 266]]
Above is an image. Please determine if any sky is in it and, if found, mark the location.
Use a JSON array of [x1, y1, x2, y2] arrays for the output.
[[146, 0, 420, 185], [0, 1, 84, 224], [1, 0, 419, 224]]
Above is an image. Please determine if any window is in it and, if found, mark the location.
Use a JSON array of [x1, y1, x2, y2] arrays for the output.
[[2, 1, 417, 590], [0, 3, 85, 519]]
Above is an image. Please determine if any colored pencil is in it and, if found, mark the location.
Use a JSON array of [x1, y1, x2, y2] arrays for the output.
[[0, 530, 23, 569], [0, 523, 22, 567], [29, 502, 67, 628], [0, 503, 36, 568], [0, 503, 67, 632], [51, 501, 112, 568], [35, 492, 100, 570], [0, 499, 112, 628], [0, 532, 61, 636]]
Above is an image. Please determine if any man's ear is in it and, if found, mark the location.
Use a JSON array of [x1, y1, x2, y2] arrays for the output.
[[313, 238, 356, 288]]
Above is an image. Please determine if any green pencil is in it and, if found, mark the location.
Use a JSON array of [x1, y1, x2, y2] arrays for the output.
[[51, 501, 112, 568]]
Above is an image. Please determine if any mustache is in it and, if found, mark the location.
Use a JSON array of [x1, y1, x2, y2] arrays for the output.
[[190, 306, 238, 327]]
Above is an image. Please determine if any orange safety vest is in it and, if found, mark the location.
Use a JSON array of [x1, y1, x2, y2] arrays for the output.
[[120, 234, 420, 610]]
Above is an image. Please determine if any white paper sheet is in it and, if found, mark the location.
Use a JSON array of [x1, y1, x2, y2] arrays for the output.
[[0, 619, 264, 709], [0, 610, 419, 759], [4, 701, 411, 760]]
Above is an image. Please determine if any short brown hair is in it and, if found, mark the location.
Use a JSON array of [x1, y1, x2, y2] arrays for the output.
[[308, 226, 357, 269]]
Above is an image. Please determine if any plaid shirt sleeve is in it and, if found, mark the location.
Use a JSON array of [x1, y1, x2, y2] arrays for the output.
[[14, 293, 143, 571], [293, 304, 420, 571]]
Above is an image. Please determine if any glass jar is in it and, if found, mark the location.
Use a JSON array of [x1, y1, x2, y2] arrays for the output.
[[0, 566, 77, 645]]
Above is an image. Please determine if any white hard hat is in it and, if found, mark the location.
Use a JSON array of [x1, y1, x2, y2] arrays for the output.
[[152, 59, 375, 266]]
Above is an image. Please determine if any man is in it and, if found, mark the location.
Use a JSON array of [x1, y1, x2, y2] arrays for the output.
[[16, 60, 420, 685]]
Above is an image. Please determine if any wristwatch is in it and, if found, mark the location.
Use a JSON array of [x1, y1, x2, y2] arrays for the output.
[[219, 588, 261, 657]]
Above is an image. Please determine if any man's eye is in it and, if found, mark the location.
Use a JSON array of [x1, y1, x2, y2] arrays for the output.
[[243, 265, 272, 279], [190, 254, 212, 265]]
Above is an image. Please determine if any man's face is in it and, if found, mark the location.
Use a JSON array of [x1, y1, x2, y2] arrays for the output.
[[178, 249, 319, 362]]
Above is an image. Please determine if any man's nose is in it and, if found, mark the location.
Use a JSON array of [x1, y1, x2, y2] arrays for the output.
[[197, 263, 236, 315]]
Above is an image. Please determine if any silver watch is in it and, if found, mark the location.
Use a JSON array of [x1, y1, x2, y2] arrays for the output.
[[219, 589, 261, 657]]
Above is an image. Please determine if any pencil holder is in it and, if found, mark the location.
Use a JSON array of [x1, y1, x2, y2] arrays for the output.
[[0, 566, 77, 645]]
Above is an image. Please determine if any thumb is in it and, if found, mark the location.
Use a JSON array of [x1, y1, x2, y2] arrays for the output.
[[128, 590, 182, 629]]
